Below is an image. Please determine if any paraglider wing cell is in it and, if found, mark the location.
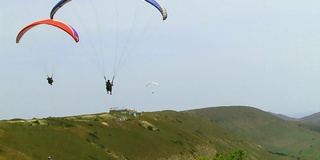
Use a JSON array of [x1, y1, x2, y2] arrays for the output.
[[16, 19, 79, 43], [50, 0, 72, 19], [145, 0, 167, 20]]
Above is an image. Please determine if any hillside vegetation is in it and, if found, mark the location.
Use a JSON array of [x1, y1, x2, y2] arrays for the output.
[[0, 106, 319, 160]]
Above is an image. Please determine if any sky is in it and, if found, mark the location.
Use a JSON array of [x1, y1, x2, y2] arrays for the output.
[[1, 0, 320, 120]]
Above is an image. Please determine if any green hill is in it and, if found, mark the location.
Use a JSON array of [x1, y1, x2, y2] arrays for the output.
[[0, 106, 319, 159], [186, 106, 320, 160]]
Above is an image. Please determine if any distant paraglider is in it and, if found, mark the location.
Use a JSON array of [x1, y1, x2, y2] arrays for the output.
[[47, 75, 54, 85], [146, 82, 159, 94], [16, 19, 79, 43]]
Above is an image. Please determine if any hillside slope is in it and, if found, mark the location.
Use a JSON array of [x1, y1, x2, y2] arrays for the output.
[[186, 106, 320, 160]]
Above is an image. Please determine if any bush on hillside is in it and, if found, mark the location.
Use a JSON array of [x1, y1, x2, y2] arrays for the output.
[[197, 149, 246, 160]]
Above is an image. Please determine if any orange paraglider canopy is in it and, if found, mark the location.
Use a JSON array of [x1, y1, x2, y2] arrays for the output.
[[16, 19, 79, 43]]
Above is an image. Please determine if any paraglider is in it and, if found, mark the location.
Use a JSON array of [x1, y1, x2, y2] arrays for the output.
[[105, 76, 114, 95], [47, 75, 54, 85], [85, 0, 168, 85], [50, 0, 72, 19], [146, 82, 159, 94], [145, 0, 168, 20], [16, 19, 79, 85], [16, 19, 79, 43]]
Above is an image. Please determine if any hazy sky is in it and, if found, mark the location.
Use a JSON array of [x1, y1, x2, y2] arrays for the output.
[[1, 0, 320, 119]]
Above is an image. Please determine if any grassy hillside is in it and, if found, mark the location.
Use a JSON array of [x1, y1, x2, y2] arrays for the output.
[[186, 106, 320, 160], [300, 112, 320, 124], [0, 107, 319, 159]]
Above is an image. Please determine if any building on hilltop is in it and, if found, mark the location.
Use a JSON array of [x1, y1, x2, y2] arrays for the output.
[[109, 107, 141, 117]]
